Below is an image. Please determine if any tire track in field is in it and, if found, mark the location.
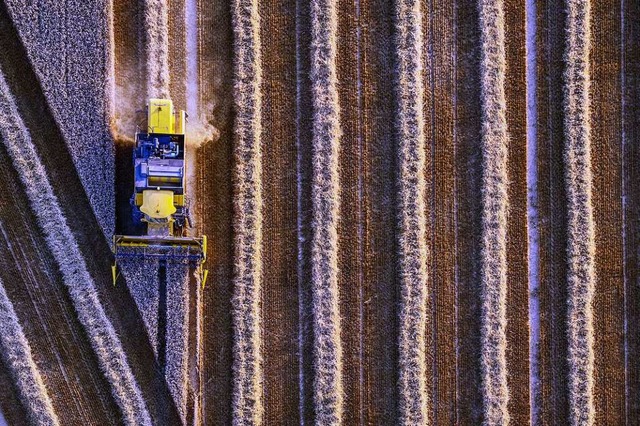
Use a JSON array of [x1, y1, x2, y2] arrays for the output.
[[0, 278, 59, 426], [394, 0, 429, 423], [295, 0, 316, 421], [563, 1, 595, 424], [230, 0, 263, 422]]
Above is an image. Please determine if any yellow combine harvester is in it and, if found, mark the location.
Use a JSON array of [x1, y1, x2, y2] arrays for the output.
[[112, 99, 207, 285]]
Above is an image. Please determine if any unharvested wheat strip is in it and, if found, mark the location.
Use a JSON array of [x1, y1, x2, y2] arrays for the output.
[[0, 72, 152, 426], [165, 262, 191, 424], [145, 0, 171, 98], [394, 0, 428, 424], [231, 0, 263, 423], [478, 0, 510, 424], [0, 278, 59, 426], [563, 1, 595, 424], [310, 0, 343, 423]]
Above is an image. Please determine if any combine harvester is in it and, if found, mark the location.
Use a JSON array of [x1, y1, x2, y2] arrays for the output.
[[112, 98, 207, 285]]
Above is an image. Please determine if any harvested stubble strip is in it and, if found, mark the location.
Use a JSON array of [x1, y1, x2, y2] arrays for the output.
[[563, 1, 595, 424], [119, 257, 160, 354], [0, 72, 152, 426], [144, 0, 171, 99], [310, 0, 343, 423], [165, 262, 191, 423], [0, 277, 59, 426], [231, 0, 263, 423], [478, 0, 510, 424], [394, 0, 429, 424]]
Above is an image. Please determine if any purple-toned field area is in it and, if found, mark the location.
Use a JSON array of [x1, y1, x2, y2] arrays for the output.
[[0, 0, 637, 424]]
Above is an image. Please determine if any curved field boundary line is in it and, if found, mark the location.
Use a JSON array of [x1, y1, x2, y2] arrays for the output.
[[0, 278, 59, 426], [310, 0, 343, 423], [231, 0, 263, 423], [394, 0, 428, 423], [563, 1, 595, 424], [144, 0, 171, 99], [0, 72, 152, 426], [478, 0, 510, 424]]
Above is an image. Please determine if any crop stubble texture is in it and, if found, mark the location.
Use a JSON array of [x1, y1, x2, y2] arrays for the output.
[[478, 0, 510, 423], [120, 259, 161, 353], [394, 0, 429, 424], [230, 0, 263, 423], [309, 0, 344, 423], [563, 1, 596, 424], [0, 278, 59, 426], [165, 263, 191, 423]]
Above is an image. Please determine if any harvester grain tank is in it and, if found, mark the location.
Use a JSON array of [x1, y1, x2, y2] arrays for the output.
[[112, 99, 207, 285]]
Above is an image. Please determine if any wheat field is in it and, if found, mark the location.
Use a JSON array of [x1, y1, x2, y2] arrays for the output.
[[0, 0, 637, 424]]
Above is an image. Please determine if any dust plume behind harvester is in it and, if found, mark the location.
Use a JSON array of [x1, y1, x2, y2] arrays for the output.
[[112, 99, 207, 286]]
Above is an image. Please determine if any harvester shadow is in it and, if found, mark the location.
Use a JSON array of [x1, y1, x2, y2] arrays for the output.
[[0, 2, 181, 423]]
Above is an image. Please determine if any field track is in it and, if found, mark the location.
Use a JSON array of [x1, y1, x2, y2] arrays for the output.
[[0, 0, 638, 424]]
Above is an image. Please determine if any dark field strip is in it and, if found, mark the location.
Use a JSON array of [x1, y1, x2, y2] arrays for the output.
[[454, 0, 484, 422], [336, 0, 362, 422], [359, 0, 399, 423], [590, 0, 625, 424], [535, 0, 570, 423], [259, 0, 301, 422], [198, 0, 235, 421], [426, 0, 457, 423], [503, 0, 530, 424], [623, 0, 640, 422]]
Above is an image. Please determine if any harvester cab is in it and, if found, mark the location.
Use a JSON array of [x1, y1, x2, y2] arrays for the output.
[[112, 98, 208, 286]]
